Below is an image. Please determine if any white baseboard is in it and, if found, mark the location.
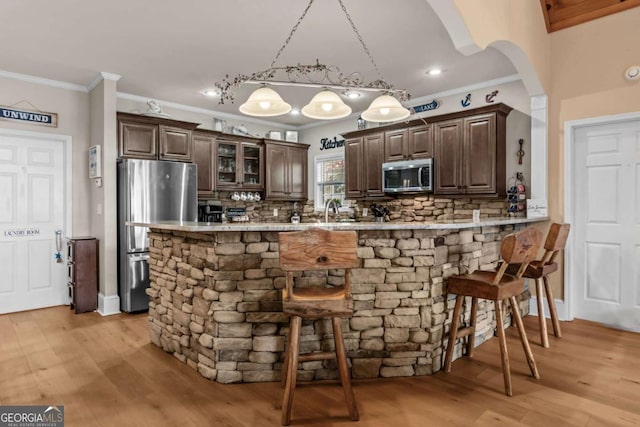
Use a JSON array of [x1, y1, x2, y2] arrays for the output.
[[528, 296, 569, 321], [98, 293, 121, 316]]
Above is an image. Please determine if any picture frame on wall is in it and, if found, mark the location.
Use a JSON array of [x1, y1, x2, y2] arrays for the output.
[[89, 145, 101, 178], [285, 130, 299, 143], [266, 131, 282, 140]]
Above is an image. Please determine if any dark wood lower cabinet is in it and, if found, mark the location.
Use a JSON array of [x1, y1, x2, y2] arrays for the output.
[[67, 237, 98, 314]]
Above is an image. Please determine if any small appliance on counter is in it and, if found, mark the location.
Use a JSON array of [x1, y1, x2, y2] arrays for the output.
[[226, 207, 250, 222], [198, 201, 224, 223]]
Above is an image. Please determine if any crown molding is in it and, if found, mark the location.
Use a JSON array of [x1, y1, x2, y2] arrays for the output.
[[116, 92, 298, 130], [408, 74, 521, 106], [87, 72, 122, 92], [0, 69, 88, 92]]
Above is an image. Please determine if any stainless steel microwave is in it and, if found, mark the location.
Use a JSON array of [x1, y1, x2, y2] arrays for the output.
[[382, 158, 433, 193]]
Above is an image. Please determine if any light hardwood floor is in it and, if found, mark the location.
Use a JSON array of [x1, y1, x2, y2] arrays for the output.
[[1, 306, 638, 426]]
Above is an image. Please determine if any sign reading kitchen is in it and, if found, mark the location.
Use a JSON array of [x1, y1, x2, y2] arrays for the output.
[[0, 105, 58, 127], [320, 136, 345, 151]]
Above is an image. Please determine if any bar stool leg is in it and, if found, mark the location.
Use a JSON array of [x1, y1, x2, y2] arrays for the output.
[[331, 317, 359, 421], [535, 278, 549, 348], [280, 324, 290, 388], [494, 299, 512, 396], [543, 276, 562, 338], [281, 316, 301, 426], [508, 296, 540, 380], [467, 297, 478, 357], [444, 295, 464, 372]]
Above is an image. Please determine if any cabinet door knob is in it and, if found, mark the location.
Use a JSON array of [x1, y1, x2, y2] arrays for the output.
[[457, 185, 462, 189]]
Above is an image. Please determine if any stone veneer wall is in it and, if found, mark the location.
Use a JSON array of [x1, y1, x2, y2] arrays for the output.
[[206, 191, 514, 223], [146, 225, 529, 384]]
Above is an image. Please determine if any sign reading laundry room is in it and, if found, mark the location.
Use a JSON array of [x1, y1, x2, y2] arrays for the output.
[[320, 136, 345, 151], [0, 105, 58, 127], [3, 227, 41, 237]]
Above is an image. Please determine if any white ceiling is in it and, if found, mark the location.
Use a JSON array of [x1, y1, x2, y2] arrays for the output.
[[0, 0, 517, 126]]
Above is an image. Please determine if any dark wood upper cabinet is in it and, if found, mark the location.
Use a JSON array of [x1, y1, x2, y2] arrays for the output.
[[345, 137, 364, 199], [345, 132, 386, 199], [117, 112, 198, 161], [214, 138, 264, 191], [344, 103, 512, 198], [384, 129, 408, 162], [464, 114, 497, 194], [192, 132, 216, 196], [434, 119, 464, 194], [384, 125, 434, 163], [264, 140, 309, 201], [363, 133, 385, 197], [118, 120, 157, 160], [159, 125, 191, 161], [408, 125, 434, 159]]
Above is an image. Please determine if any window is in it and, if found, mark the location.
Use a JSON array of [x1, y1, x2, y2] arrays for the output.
[[314, 153, 345, 210]]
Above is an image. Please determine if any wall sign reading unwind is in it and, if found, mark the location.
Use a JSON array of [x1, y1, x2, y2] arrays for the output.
[[0, 106, 58, 127]]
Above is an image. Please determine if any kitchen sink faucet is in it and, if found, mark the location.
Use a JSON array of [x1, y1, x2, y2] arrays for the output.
[[324, 199, 341, 223]]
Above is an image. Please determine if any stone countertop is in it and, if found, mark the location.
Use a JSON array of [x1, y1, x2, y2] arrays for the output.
[[130, 216, 548, 232]]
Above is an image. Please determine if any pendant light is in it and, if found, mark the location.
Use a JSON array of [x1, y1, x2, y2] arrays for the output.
[[215, 0, 413, 122], [361, 94, 411, 123], [301, 90, 352, 120], [239, 86, 292, 117]]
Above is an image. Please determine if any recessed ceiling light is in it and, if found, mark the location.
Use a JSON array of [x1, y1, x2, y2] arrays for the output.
[[427, 68, 442, 76], [290, 108, 300, 115], [202, 89, 219, 97]]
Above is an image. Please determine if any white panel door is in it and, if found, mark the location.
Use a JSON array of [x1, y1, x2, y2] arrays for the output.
[[0, 129, 67, 314], [573, 120, 640, 331]]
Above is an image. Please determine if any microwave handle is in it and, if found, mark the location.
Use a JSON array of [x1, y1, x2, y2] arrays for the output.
[[418, 167, 424, 188]]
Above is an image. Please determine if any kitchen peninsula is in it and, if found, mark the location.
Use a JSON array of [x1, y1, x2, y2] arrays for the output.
[[135, 217, 547, 384]]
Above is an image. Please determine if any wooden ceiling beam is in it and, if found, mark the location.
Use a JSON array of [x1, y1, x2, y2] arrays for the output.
[[541, 0, 640, 32]]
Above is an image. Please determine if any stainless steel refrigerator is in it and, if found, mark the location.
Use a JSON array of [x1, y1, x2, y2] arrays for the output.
[[117, 159, 197, 312]]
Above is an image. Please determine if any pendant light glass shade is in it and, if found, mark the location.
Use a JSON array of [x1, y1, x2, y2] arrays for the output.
[[239, 86, 292, 117], [301, 90, 352, 120], [361, 94, 410, 122]]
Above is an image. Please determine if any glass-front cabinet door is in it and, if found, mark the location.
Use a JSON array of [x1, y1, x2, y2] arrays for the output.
[[216, 141, 238, 188], [215, 139, 264, 190], [241, 143, 263, 189]]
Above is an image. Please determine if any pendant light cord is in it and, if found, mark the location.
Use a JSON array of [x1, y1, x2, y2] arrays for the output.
[[269, 0, 316, 70], [269, 0, 385, 83], [337, 0, 385, 82]]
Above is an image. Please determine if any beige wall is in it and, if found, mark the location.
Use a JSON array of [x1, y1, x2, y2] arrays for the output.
[[0, 76, 92, 236], [548, 8, 640, 221], [452, 0, 551, 94]]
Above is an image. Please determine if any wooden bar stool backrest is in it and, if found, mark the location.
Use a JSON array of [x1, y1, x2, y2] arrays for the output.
[[278, 228, 358, 299], [540, 223, 571, 265], [494, 226, 542, 284]]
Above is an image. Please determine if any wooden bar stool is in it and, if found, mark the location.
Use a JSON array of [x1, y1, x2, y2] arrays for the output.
[[507, 223, 570, 348], [444, 226, 542, 396], [278, 228, 359, 426]]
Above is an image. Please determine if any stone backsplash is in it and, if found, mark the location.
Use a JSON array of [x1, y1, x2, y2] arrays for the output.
[[202, 192, 514, 223], [146, 224, 530, 384]]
